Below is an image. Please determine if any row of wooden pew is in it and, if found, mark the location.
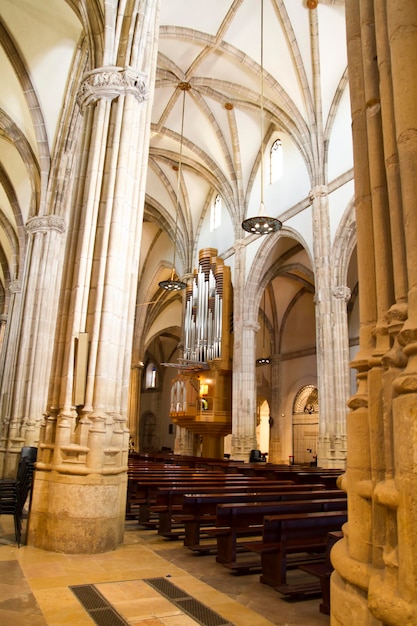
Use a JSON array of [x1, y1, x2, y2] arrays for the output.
[[126, 455, 346, 615]]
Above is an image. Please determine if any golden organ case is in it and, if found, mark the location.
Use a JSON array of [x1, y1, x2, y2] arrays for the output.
[[169, 248, 233, 457]]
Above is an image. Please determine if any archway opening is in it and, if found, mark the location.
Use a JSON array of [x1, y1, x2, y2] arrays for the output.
[[292, 385, 318, 465]]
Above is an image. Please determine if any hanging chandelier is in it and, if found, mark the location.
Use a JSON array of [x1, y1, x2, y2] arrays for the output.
[[159, 82, 189, 291], [242, 0, 282, 236], [256, 289, 271, 365]]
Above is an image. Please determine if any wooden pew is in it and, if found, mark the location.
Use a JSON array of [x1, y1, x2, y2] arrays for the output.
[[298, 530, 343, 614], [209, 499, 347, 572], [178, 487, 343, 548], [127, 474, 275, 524], [152, 481, 296, 537], [244, 510, 347, 592], [126, 471, 225, 520]]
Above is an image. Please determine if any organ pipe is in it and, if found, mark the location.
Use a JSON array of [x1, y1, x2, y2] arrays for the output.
[[183, 248, 231, 365]]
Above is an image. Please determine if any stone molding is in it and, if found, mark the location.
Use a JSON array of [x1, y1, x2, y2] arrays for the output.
[[77, 66, 149, 110], [26, 215, 66, 234]]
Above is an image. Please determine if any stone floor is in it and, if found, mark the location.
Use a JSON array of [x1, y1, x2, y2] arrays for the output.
[[0, 514, 331, 625]]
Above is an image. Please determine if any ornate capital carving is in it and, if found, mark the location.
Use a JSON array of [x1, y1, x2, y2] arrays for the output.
[[233, 239, 246, 252], [309, 185, 329, 201], [243, 320, 260, 333], [77, 66, 149, 110], [332, 285, 351, 302], [9, 280, 22, 293], [26, 215, 66, 234]]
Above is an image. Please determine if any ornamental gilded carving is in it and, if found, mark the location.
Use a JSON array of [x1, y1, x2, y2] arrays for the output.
[[77, 67, 149, 110], [26, 215, 66, 234]]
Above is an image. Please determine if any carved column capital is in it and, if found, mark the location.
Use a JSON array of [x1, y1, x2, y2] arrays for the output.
[[332, 285, 351, 302], [26, 215, 66, 234], [9, 280, 22, 294], [243, 320, 260, 333], [77, 66, 149, 111], [309, 185, 329, 201], [233, 239, 246, 252]]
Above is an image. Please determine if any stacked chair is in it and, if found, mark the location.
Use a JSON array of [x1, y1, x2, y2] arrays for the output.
[[0, 446, 37, 546]]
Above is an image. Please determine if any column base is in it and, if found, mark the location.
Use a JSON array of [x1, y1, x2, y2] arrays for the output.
[[27, 469, 127, 553]]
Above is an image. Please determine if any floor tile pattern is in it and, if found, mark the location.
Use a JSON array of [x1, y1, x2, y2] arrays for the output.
[[0, 514, 330, 626]]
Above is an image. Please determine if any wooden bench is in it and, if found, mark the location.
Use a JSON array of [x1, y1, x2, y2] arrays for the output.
[[128, 475, 274, 524], [243, 510, 347, 590], [127, 472, 226, 521], [178, 488, 344, 548], [211, 499, 347, 571], [152, 481, 295, 538], [298, 530, 343, 614]]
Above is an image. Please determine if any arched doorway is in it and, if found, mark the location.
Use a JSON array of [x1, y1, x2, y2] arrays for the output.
[[139, 411, 158, 452], [256, 399, 270, 458], [292, 385, 318, 465]]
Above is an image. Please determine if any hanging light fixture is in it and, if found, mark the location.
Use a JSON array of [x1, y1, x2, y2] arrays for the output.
[[256, 290, 271, 366], [159, 82, 189, 291], [242, 0, 282, 235]]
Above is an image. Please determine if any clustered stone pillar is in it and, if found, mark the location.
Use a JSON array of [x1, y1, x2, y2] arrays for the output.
[[331, 1, 417, 623], [310, 185, 348, 469], [174, 426, 196, 456], [27, 0, 161, 554], [231, 240, 257, 461], [0, 216, 66, 477], [231, 319, 259, 461], [268, 354, 283, 463]]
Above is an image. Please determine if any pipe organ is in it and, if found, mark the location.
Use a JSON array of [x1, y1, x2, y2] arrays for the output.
[[170, 248, 233, 457]]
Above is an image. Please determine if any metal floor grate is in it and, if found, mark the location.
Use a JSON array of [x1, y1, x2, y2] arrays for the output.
[[145, 577, 234, 626], [70, 585, 129, 626]]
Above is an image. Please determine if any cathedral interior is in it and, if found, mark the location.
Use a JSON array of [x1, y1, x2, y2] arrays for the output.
[[0, 1, 417, 624]]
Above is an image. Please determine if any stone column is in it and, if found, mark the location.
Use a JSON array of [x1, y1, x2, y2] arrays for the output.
[[230, 240, 258, 461], [0, 280, 23, 476], [268, 354, 283, 463], [0, 216, 66, 477], [328, 285, 350, 466], [231, 319, 259, 461], [127, 362, 143, 450], [0, 313, 6, 354], [28, 0, 161, 554], [174, 426, 195, 456], [332, 1, 417, 624], [310, 185, 348, 468]]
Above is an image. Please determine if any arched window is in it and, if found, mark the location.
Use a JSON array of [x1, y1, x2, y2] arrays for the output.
[[210, 193, 222, 231], [270, 138, 283, 184], [293, 384, 318, 414], [145, 361, 158, 389]]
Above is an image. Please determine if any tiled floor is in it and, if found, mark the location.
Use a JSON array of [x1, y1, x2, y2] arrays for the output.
[[0, 515, 330, 625]]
